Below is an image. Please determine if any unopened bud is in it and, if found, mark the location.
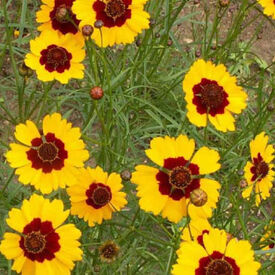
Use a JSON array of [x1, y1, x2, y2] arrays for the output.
[[94, 20, 104, 29], [19, 62, 33, 78], [82, 25, 94, 37], [55, 5, 68, 22], [120, 170, 132, 181], [90, 86, 104, 100], [226, 233, 233, 243], [190, 189, 208, 207]]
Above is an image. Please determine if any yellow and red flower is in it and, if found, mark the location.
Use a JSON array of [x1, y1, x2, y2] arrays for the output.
[[25, 31, 85, 84], [36, 0, 82, 37], [131, 135, 221, 223], [242, 132, 274, 206], [5, 113, 89, 194], [0, 194, 82, 275], [67, 166, 127, 227], [72, 0, 150, 47], [172, 228, 261, 275], [183, 59, 247, 132], [258, 0, 275, 19]]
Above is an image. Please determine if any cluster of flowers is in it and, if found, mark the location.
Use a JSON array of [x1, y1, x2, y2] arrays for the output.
[[1, 0, 275, 274]]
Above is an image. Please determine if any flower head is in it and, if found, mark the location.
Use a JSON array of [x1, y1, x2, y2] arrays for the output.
[[36, 0, 82, 36], [183, 59, 247, 132], [172, 228, 261, 275], [25, 31, 85, 84], [99, 240, 120, 263], [242, 132, 274, 206], [131, 135, 221, 223], [67, 166, 127, 226], [5, 113, 89, 194], [258, 0, 275, 19], [72, 0, 150, 47], [0, 194, 82, 275]]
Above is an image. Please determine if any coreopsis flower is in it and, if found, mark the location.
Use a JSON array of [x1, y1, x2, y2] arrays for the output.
[[99, 240, 120, 263], [242, 132, 274, 206], [172, 228, 261, 275], [260, 221, 274, 253], [183, 59, 247, 132], [258, 0, 275, 19], [36, 0, 82, 36], [131, 135, 221, 223], [25, 31, 85, 84], [67, 166, 127, 226], [6, 113, 89, 194], [0, 194, 82, 275], [72, 0, 150, 47]]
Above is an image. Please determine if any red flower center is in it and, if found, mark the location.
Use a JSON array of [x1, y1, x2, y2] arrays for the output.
[[86, 183, 112, 209], [196, 251, 240, 275], [38, 142, 58, 162], [19, 218, 60, 263], [105, 0, 126, 19], [206, 259, 233, 275], [192, 78, 229, 116], [156, 157, 200, 201], [27, 132, 68, 173], [250, 153, 269, 182], [169, 166, 192, 189], [49, 0, 80, 34], [93, 0, 132, 28], [40, 45, 72, 73]]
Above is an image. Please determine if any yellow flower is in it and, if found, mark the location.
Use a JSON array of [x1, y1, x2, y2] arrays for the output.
[[242, 132, 274, 206], [72, 0, 150, 47], [131, 135, 221, 223], [172, 228, 261, 275], [25, 31, 85, 84], [36, 0, 83, 37], [258, 0, 275, 19], [6, 113, 89, 194], [183, 59, 247, 132], [67, 166, 127, 226], [0, 194, 82, 275], [181, 218, 212, 244], [260, 221, 275, 253]]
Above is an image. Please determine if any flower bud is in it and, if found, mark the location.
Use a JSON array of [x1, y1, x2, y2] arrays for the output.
[[94, 20, 104, 29], [90, 86, 104, 100], [120, 170, 132, 181], [190, 188, 208, 207], [19, 62, 33, 78], [219, 0, 230, 7], [239, 179, 248, 188], [82, 25, 94, 37], [55, 5, 68, 22]]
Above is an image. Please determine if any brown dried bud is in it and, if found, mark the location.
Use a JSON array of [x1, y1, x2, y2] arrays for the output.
[[99, 241, 119, 263], [155, 33, 160, 38], [219, 0, 230, 7], [19, 62, 33, 78], [194, 0, 200, 4], [82, 25, 94, 37], [94, 20, 104, 29], [190, 189, 208, 207], [120, 170, 132, 181], [267, 104, 274, 112], [94, 265, 100, 272], [90, 86, 104, 100], [239, 179, 248, 188]]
